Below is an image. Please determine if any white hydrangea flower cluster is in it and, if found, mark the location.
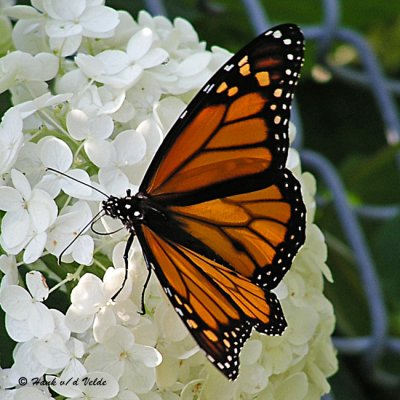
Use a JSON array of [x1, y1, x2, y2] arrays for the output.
[[0, 1, 337, 399]]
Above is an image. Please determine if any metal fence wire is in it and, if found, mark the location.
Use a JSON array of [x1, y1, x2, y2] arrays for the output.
[[143, 0, 400, 399]]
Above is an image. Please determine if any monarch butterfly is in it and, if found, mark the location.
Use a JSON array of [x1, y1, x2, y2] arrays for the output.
[[102, 24, 305, 380]]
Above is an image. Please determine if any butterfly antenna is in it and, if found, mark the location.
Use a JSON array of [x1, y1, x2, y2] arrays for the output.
[[91, 220, 124, 236], [46, 167, 109, 199], [57, 209, 105, 264]]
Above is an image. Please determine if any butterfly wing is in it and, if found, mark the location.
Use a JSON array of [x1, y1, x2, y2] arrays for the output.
[[140, 24, 304, 200], [140, 23, 305, 287], [135, 223, 287, 380], [134, 24, 305, 379], [163, 169, 305, 289]]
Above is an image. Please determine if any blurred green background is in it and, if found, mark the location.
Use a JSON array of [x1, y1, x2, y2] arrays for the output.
[[1, 1, 400, 399]]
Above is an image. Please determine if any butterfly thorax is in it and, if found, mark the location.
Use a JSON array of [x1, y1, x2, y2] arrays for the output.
[[102, 191, 164, 232]]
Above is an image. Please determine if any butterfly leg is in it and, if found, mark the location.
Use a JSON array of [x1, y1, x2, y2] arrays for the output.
[[138, 264, 152, 315], [111, 232, 135, 301]]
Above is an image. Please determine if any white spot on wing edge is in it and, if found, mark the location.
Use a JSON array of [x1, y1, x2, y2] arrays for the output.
[[203, 83, 215, 93]]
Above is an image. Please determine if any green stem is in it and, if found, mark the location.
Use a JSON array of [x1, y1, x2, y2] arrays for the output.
[[48, 264, 85, 294]]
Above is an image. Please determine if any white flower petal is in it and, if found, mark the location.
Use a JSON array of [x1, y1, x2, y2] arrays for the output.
[[131, 344, 162, 368], [95, 50, 130, 75], [174, 17, 199, 43], [45, 20, 82, 38], [155, 355, 180, 389], [108, 10, 136, 46], [75, 53, 105, 78], [14, 386, 52, 400], [65, 304, 95, 333], [97, 86, 126, 114], [0, 255, 19, 289], [176, 52, 211, 77], [40, 137, 73, 171], [13, 341, 47, 381], [121, 362, 155, 394], [60, 168, 93, 198], [176, 69, 211, 91], [51, 309, 71, 341], [28, 302, 55, 338], [5, 314, 33, 342], [85, 138, 113, 168], [34, 334, 70, 369], [240, 340, 262, 365], [1, 209, 30, 249], [79, 371, 119, 398], [0, 285, 32, 320], [137, 48, 168, 69], [67, 109, 90, 140], [127, 28, 154, 61], [72, 235, 94, 265], [286, 305, 319, 346], [26, 271, 48, 302], [273, 280, 288, 300], [23, 53, 59, 81], [103, 325, 134, 352], [103, 267, 132, 302], [114, 389, 140, 400], [154, 96, 185, 133], [0, 187, 23, 212], [99, 64, 143, 89], [60, 356, 86, 380], [43, 0, 85, 20], [28, 189, 58, 232], [137, 119, 163, 158], [34, 53, 59, 80], [16, 92, 72, 118], [80, 5, 120, 36], [66, 337, 85, 358], [84, 347, 122, 378], [11, 19, 48, 56], [23, 232, 47, 264], [51, 201, 92, 235], [89, 114, 114, 140], [50, 376, 83, 398], [3, 5, 42, 19], [56, 69, 87, 95], [155, 302, 187, 343], [71, 273, 106, 314], [0, 108, 24, 175], [111, 98, 135, 123], [114, 129, 147, 166], [237, 364, 268, 394], [275, 372, 308, 400], [98, 166, 130, 196], [35, 174, 62, 198], [11, 169, 31, 200], [93, 306, 117, 343]]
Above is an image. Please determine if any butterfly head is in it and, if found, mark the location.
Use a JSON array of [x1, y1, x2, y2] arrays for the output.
[[102, 189, 144, 229]]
